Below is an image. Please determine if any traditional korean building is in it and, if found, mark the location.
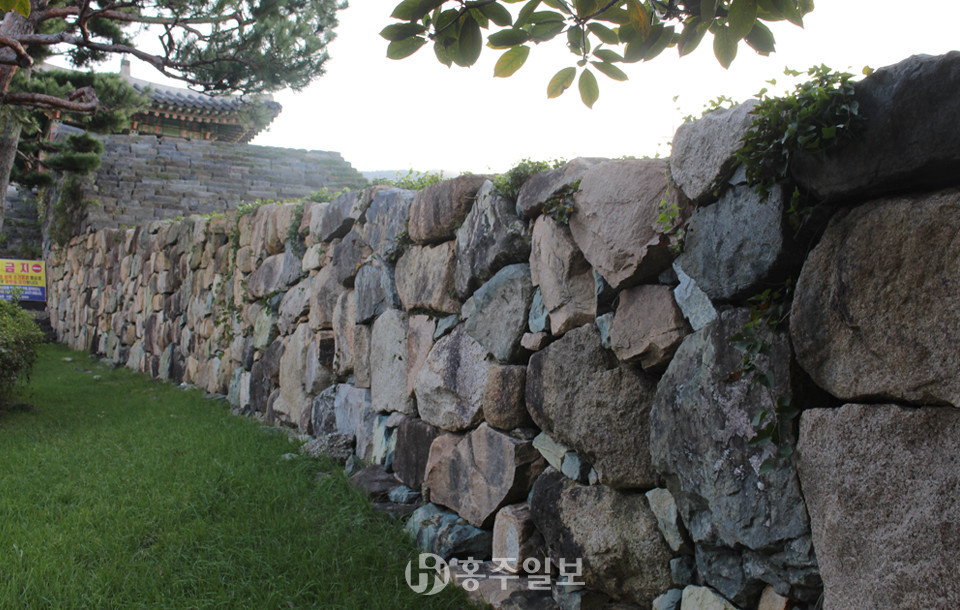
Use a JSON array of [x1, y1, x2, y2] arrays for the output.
[[119, 59, 282, 143]]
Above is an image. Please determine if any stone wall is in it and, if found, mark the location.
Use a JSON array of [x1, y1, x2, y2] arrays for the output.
[[80, 133, 367, 231], [46, 52, 960, 610], [0, 186, 41, 258]]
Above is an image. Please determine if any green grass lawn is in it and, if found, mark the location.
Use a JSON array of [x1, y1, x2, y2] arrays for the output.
[[0, 343, 469, 609]]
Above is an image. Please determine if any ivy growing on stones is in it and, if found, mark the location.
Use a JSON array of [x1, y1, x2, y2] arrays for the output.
[[492, 157, 565, 201], [542, 178, 579, 224], [655, 182, 685, 253]]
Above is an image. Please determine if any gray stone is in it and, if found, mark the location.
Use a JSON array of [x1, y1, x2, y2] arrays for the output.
[[650, 309, 819, 604], [408, 175, 490, 244], [791, 189, 960, 408], [532, 432, 569, 472], [349, 465, 400, 502], [333, 384, 376, 462], [354, 258, 401, 324], [361, 187, 415, 260], [530, 470, 673, 606], [569, 159, 687, 289], [527, 287, 548, 333], [277, 276, 312, 335], [370, 308, 416, 415], [308, 266, 344, 331], [454, 180, 532, 298], [677, 183, 798, 301], [559, 452, 590, 484], [301, 433, 355, 462], [791, 52, 960, 202], [670, 557, 695, 587], [670, 100, 759, 205], [492, 503, 545, 575], [645, 488, 690, 554], [672, 260, 717, 331], [526, 324, 659, 489], [520, 332, 550, 352], [304, 331, 336, 395], [529, 216, 596, 336], [273, 324, 313, 431], [247, 251, 301, 299], [252, 306, 279, 350], [318, 188, 366, 242], [249, 338, 284, 413], [395, 242, 460, 314], [370, 413, 399, 469], [353, 323, 372, 389], [414, 325, 489, 432], [594, 313, 613, 349], [331, 229, 370, 288], [388, 485, 421, 504], [311, 385, 338, 436], [480, 364, 531, 431], [797, 404, 960, 610], [433, 314, 459, 340], [463, 264, 534, 363], [405, 314, 436, 398], [332, 290, 357, 376], [406, 503, 493, 561], [393, 416, 440, 490], [680, 586, 738, 610], [610, 285, 689, 371], [652, 589, 683, 610], [516, 158, 606, 218]]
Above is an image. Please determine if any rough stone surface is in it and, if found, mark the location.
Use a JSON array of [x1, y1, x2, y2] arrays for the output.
[[516, 158, 606, 219], [454, 180, 532, 298], [361, 187, 415, 260], [311, 385, 338, 435], [678, 184, 798, 301], [645, 488, 690, 554], [414, 325, 490, 432], [425, 424, 546, 528], [395, 242, 460, 314], [650, 309, 819, 605], [308, 266, 344, 331], [370, 309, 415, 415], [331, 229, 370, 288], [521, 332, 550, 352], [797, 403, 960, 610], [480, 364, 530, 431], [247, 251, 301, 299], [406, 314, 436, 397], [332, 290, 356, 376], [408, 175, 490, 244], [791, 52, 960, 202], [273, 324, 313, 431], [680, 586, 738, 610], [791, 189, 960, 408], [333, 384, 376, 461], [406, 503, 493, 561], [529, 216, 596, 336], [352, 323, 372, 388], [318, 188, 371, 242], [610, 285, 689, 371], [672, 260, 717, 331], [463, 264, 534, 363], [277, 276, 312, 335], [653, 589, 683, 610], [530, 470, 673, 606], [393, 416, 440, 490], [355, 258, 401, 324], [349, 465, 401, 502], [493, 503, 545, 574], [569, 159, 686, 289], [670, 101, 758, 205], [301, 433, 354, 462], [526, 324, 659, 489]]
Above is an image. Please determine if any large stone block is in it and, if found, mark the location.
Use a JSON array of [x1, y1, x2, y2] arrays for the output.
[[791, 52, 960, 202], [277, 276, 312, 335], [395, 242, 460, 314], [331, 229, 370, 288], [515, 158, 606, 219], [425, 424, 546, 528], [569, 159, 686, 289], [529, 216, 595, 336], [530, 470, 673, 606], [361, 187, 415, 260], [670, 101, 758, 205], [308, 266, 343, 331], [791, 189, 960, 408], [393, 415, 440, 490], [526, 324, 659, 489], [370, 308, 416, 415], [405, 314, 436, 398], [610, 284, 689, 371], [797, 404, 960, 610], [408, 175, 489, 244], [355, 257, 401, 324], [650, 309, 819, 605], [414, 325, 489, 432], [273, 323, 313, 432], [492, 503, 545, 574], [454, 180, 531, 298], [246, 251, 301, 299], [462, 263, 534, 363], [333, 383, 376, 461]]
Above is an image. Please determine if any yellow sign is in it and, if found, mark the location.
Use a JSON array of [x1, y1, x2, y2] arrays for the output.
[[0, 259, 46, 302]]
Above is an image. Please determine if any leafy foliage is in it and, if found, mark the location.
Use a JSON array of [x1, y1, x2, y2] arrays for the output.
[[383, 0, 814, 107], [0, 297, 43, 405], [306, 186, 351, 203], [372, 169, 445, 190], [492, 157, 565, 200], [542, 178, 579, 223], [655, 188, 685, 253], [736, 65, 865, 196]]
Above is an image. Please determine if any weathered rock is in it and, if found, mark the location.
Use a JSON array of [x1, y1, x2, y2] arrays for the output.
[[406, 314, 436, 398], [318, 188, 367, 242], [249, 337, 284, 413], [650, 309, 819, 605], [493, 503, 545, 574], [355, 258, 401, 324], [677, 184, 798, 301], [671, 557, 695, 588], [516, 158, 606, 219], [331, 229, 370, 288], [463, 264, 534, 363], [349, 465, 401, 502], [246, 251, 301, 299], [527, 288, 548, 334], [301, 433, 355, 462], [406, 503, 493, 561], [645, 488, 690, 554], [670, 101, 759, 205], [408, 174, 489, 244], [672, 260, 717, 331], [425, 424, 546, 528], [370, 309, 416, 415], [352, 322, 371, 388], [333, 384, 376, 461], [308, 266, 344, 331], [532, 432, 568, 473], [303, 331, 335, 395], [530, 470, 673, 605], [653, 589, 683, 610], [610, 285, 689, 371], [791, 52, 960, 202], [797, 403, 960, 610], [273, 324, 313, 431], [414, 325, 489, 432], [454, 180, 532, 298], [526, 324, 659, 489], [529, 216, 595, 336], [393, 416, 441, 490], [277, 276, 312, 335], [361, 187, 415, 260], [791, 189, 960, 408], [311, 385, 338, 436], [332, 290, 356, 376], [680, 586, 738, 610], [480, 364, 530, 431], [569, 159, 686, 289], [757, 586, 791, 610], [520, 332, 550, 352], [395, 242, 460, 314]]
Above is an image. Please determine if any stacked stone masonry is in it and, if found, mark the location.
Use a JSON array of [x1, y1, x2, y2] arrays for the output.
[[47, 53, 960, 610]]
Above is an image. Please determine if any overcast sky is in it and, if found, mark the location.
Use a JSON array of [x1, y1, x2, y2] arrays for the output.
[[119, 1, 960, 175]]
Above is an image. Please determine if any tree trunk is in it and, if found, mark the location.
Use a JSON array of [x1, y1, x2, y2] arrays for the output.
[[0, 118, 22, 237]]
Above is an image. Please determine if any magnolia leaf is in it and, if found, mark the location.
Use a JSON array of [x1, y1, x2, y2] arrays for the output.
[[480, 2, 514, 26], [387, 37, 428, 59], [728, 0, 758, 40], [488, 28, 532, 48], [0, 0, 30, 16], [391, 0, 444, 21], [591, 60, 628, 81], [578, 68, 599, 107], [516, 0, 542, 27], [773, 0, 804, 26], [713, 26, 738, 68], [494, 45, 530, 77], [758, 457, 777, 474], [574, 0, 598, 18], [744, 21, 775, 54], [380, 22, 427, 41], [587, 22, 620, 45], [455, 15, 484, 66], [626, 0, 650, 36], [593, 48, 623, 63], [678, 19, 708, 56], [542, 0, 572, 13], [701, 0, 719, 20], [643, 24, 674, 61], [547, 66, 576, 98]]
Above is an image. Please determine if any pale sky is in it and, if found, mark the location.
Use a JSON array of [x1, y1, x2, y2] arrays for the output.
[[119, 1, 960, 174]]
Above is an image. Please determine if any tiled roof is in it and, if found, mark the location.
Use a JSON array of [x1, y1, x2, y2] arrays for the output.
[[128, 79, 282, 116]]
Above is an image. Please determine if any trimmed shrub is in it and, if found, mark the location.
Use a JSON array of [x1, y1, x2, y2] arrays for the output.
[[0, 298, 43, 404]]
